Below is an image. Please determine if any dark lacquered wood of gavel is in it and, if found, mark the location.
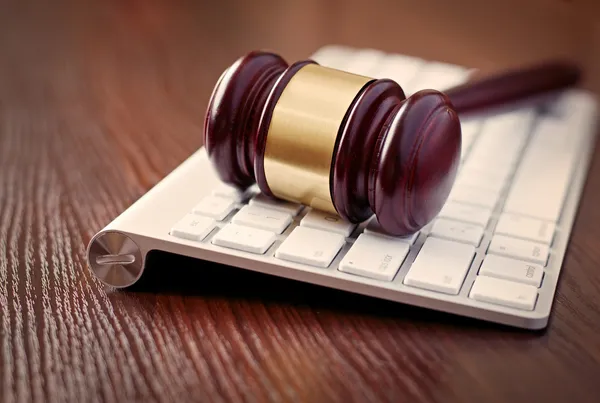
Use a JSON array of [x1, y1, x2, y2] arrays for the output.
[[203, 51, 580, 236]]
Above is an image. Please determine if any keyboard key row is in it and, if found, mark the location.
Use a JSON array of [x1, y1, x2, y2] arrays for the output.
[[503, 118, 578, 223], [190, 192, 363, 237], [173, 180, 553, 309], [400, 237, 541, 310], [170, 208, 547, 311], [458, 111, 534, 192], [171, 216, 347, 268]]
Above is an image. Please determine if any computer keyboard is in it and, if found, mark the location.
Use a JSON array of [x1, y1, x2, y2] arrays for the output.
[[86, 45, 599, 330]]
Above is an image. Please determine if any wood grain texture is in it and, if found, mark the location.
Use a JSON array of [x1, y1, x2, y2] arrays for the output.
[[1, 0, 600, 402]]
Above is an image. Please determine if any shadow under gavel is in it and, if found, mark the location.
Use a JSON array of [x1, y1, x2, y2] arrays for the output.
[[204, 51, 581, 237]]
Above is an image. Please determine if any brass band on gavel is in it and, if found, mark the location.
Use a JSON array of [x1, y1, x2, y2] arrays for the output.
[[264, 64, 372, 213]]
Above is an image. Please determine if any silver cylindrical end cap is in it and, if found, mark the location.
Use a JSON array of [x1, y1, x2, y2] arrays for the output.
[[87, 231, 144, 288]]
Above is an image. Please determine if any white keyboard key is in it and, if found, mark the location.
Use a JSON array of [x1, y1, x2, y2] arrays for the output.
[[459, 119, 482, 160], [563, 92, 599, 140], [170, 214, 216, 242], [211, 224, 276, 254], [460, 159, 512, 183], [479, 255, 544, 287], [437, 202, 492, 227], [502, 119, 578, 222], [300, 209, 356, 237], [192, 195, 236, 220], [473, 109, 534, 153], [232, 205, 292, 234], [454, 172, 505, 194], [364, 217, 419, 244], [469, 275, 538, 311], [372, 54, 424, 86], [275, 226, 345, 268], [460, 137, 476, 162], [339, 234, 410, 281], [448, 185, 499, 209], [405, 61, 471, 94], [212, 183, 252, 203], [495, 213, 556, 245], [430, 218, 484, 246], [462, 109, 533, 175], [461, 119, 483, 139], [310, 45, 354, 69], [342, 49, 386, 76], [544, 90, 598, 131], [249, 193, 303, 216], [403, 237, 475, 295], [466, 149, 520, 177], [488, 234, 549, 266]]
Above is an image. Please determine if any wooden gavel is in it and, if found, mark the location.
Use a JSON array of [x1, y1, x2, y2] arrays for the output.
[[203, 51, 580, 236]]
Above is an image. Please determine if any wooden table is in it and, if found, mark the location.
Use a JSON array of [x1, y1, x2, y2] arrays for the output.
[[2, 1, 600, 401]]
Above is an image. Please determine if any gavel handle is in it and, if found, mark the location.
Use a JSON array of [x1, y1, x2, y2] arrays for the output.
[[443, 60, 582, 115]]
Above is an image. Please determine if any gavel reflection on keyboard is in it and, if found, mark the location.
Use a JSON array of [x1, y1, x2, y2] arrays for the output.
[[204, 51, 580, 236]]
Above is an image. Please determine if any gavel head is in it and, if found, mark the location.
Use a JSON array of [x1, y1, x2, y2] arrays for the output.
[[204, 51, 461, 236]]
